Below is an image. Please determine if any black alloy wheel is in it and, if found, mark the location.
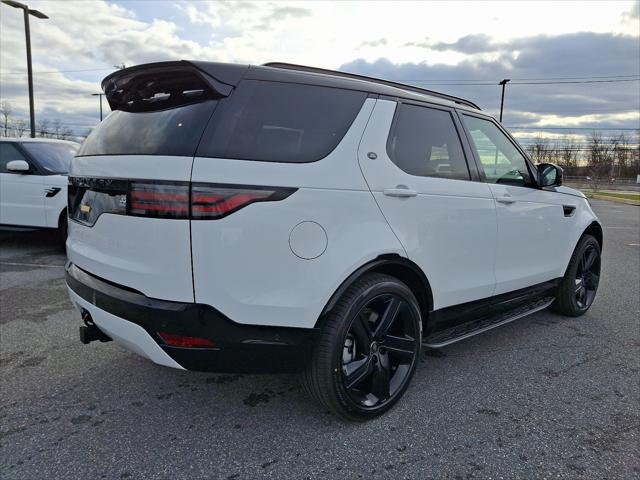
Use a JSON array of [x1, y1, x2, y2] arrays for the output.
[[342, 293, 419, 408], [302, 273, 422, 421], [552, 234, 601, 316], [574, 243, 600, 310]]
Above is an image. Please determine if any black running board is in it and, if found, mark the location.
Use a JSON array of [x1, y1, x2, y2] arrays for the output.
[[422, 297, 555, 348]]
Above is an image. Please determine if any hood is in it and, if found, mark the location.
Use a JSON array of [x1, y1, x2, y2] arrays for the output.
[[555, 185, 586, 198]]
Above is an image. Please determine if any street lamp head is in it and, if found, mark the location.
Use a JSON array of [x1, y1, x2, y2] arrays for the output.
[[28, 9, 48, 19], [499, 78, 511, 85], [1, 1, 48, 18], [1, 0, 26, 9]]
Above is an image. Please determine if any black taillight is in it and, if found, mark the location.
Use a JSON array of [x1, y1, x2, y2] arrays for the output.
[[68, 177, 295, 224], [191, 184, 295, 220], [130, 182, 190, 219]]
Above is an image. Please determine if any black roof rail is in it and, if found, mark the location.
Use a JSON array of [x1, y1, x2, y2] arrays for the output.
[[263, 62, 481, 110]]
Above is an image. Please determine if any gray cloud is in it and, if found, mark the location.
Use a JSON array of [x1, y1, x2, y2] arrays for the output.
[[268, 6, 312, 20], [254, 5, 312, 32], [403, 37, 429, 48], [360, 38, 388, 48], [431, 34, 501, 54], [625, 0, 639, 19], [340, 32, 640, 135]]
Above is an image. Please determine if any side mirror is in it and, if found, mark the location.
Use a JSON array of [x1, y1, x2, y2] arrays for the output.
[[537, 163, 563, 187], [6, 160, 31, 173]]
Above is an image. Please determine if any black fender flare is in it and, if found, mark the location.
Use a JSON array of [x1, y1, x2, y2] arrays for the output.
[[318, 254, 433, 323]]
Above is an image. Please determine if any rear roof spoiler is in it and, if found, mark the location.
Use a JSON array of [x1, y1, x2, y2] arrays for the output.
[[101, 61, 249, 110]]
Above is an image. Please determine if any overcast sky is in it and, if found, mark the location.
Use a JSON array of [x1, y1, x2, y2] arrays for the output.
[[0, 0, 638, 143]]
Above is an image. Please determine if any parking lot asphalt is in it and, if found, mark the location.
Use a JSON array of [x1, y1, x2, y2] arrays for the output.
[[1, 199, 638, 480]]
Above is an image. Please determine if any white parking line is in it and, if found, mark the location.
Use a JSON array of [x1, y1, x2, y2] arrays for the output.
[[0, 262, 64, 269], [629, 243, 640, 247]]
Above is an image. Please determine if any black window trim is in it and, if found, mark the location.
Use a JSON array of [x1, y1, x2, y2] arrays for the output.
[[384, 99, 479, 182], [456, 110, 539, 189]]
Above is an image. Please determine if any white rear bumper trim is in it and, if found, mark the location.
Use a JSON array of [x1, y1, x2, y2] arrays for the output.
[[67, 287, 185, 370]]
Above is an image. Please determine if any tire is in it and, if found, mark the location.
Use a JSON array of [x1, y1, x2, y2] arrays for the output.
[[302, 273, 422, 421], [551, 234, 601, 316], [57, 211, 68, 251]]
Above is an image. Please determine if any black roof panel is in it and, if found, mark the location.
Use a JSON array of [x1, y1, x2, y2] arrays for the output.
[[101, 60, 481, 111], [262, 62, 480, 110]]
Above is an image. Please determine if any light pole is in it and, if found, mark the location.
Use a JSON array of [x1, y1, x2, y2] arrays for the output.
[[498, 78, 510, 123], [92, 93, 104, 121], [2, 1, 48, 138]]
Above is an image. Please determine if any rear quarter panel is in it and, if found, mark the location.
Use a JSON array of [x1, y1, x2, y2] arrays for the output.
[[190, 98, 406, 328]]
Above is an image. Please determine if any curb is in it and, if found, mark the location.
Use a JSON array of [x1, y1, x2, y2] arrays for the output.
[[585, 194, 640, 206]]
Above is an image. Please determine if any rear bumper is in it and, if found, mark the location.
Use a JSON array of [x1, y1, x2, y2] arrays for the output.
[[66, 263, 318, 373]]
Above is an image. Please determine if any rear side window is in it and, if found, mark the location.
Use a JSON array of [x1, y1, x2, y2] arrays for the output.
[[386, 103, 470, 180], [78, 70, 220, 157], [197, 81, 367, 163]]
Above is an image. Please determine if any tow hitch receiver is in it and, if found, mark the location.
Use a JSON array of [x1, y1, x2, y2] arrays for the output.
[[79, 309, 112, 344]]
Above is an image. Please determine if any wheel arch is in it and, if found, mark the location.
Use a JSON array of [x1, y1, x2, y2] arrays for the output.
[[317, 254, 433, 331], [583, 221, 603, 250], [58, 207, 68, 229]]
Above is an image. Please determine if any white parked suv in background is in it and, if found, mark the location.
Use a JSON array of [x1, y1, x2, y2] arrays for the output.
[[0, 138, 79, 240], [66, 61, 603, 420]]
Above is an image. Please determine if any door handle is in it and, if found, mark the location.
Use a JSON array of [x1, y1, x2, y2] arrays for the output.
[[383, 187, 417, 198], [496, 196, 516, 205]]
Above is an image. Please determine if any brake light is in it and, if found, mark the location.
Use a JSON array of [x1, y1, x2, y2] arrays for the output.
[[191, 184, 295, 220], [71, 179, 297, 221], [157, 332, 216, 348], [130, 182, 189, 219]]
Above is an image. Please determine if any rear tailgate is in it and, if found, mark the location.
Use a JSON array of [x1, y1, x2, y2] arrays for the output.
[[67, 62, 241, 302]]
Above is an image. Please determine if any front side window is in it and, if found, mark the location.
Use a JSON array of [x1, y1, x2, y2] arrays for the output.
[[386, 103, 470, 180], [21, 142, 78, 174], [461, 114, 532, 187], [0, 143, 27, 173]]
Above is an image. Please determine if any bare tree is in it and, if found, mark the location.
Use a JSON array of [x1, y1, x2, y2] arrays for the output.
[[13, 118, 28, 137], [611, 133, 631, 179], [527, 136, 554, 164], [58, 126, 73, 140], [0, 101, 12, 137], [631, 130, 640, 175], [558, 137, 579, 171], [52, 118, 62, 139], [586, 132, 613, 191], [37, 118, 51, 138]]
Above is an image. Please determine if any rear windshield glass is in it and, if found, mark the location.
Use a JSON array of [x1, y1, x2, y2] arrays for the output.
[[197, 81, 367, 163], [21, 142, 78, 174], [78, 70, 220, 157], [77, 101, 217, 157]]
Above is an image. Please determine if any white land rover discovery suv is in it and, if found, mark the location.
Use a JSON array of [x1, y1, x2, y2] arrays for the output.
[[66, 61, 602, 421]]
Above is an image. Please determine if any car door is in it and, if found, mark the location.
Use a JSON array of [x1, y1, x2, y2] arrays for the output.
[[459, 112, 574, 294], [0, 142, 46, 227], [358, 99, 497, 310]]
